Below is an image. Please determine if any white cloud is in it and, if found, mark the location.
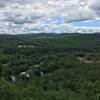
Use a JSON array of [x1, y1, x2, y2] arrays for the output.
[[0, 0, 100, 34]]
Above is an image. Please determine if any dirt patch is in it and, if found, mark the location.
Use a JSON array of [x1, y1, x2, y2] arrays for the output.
[[77, 57, 97, 64]]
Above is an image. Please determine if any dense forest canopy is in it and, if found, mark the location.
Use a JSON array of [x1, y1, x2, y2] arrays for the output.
[[0, 33, 100, 100]]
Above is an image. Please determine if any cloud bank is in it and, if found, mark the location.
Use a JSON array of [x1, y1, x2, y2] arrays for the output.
[[0, 0, 100, 34]]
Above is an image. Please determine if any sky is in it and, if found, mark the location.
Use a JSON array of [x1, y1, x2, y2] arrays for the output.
[[0, 0, 100, 34]]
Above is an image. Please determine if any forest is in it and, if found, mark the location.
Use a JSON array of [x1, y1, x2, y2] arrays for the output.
[[0, 33, 100, 100]]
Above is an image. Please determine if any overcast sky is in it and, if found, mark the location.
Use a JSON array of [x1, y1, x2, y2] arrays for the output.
[[0, 0, 100, 34]]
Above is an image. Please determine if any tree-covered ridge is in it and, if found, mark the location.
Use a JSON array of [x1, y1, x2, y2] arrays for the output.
[[0, 33, 100, 100]]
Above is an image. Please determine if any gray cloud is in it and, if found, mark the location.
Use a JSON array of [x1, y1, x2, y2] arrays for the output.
[[0, 0, 47, 4], [90, 0, 100, 16]]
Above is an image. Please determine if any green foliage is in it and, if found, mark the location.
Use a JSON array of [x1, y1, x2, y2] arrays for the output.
[[0, 33, 100, 100], [0, 78, 21, 100]]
